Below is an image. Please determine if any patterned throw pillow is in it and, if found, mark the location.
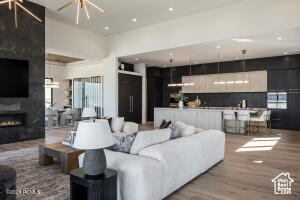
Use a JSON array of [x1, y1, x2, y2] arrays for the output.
[[111, 132, 138, 153], [168, 122, 181, 139], [159, 119, 171, 129]]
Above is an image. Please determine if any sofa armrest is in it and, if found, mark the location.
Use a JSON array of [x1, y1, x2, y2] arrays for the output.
[[78, 150, 164, 200], [122, 122, 138, 135]]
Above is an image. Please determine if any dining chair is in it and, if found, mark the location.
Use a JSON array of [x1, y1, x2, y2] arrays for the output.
[[222, 110, 237, 133], [60, 109, 75, 127], [250, 110, 270, 136], [237, 110, 251, 135], [47, 110, 58, 129]]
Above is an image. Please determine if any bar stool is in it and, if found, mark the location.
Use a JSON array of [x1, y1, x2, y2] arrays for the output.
[[237, 110, 251, 135], [250, 110, 271, 136], [222, 110, 237, 133]]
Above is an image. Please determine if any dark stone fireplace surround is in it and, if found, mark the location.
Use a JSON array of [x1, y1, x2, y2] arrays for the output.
[[0, 1, 45, 144]]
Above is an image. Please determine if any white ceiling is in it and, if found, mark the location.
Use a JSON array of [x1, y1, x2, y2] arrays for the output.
[[120, 28, 300, 67], [30, 0, 243, 35]]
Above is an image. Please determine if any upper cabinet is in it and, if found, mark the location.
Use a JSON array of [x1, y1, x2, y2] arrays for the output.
[[182, 71, 267, 93], [249, 71, 267, 92], [234, 72, 249, 92], [287, 69, 300, 90], [267, 70, 287, 91], [205, 74, 220, 93]]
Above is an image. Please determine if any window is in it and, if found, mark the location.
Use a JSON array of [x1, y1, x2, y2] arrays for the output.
[[45, 78, 53, 108]]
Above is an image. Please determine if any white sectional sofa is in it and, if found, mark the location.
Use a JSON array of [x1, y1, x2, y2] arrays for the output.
[[79, 128, 225, 200]]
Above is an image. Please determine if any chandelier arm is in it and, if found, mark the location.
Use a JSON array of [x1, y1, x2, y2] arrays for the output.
[[85, 0, 104, 13], [0, 0, 12, 5], [14, 0, 17, 27], [15, 1, 42, 22], [76, 0, 80, 24], [57, 0, 75, 11], [83, 0, 90, 19]]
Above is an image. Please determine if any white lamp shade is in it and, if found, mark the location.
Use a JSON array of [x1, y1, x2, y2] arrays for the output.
[[81, 107, 97, 118], [73, 120, 114, 150]]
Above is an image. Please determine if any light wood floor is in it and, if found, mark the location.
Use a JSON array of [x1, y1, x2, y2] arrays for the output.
[[0, 123, 299, 200]]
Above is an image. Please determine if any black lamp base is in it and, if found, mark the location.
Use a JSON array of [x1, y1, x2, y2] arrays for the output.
[[82, 149, 106, 176]]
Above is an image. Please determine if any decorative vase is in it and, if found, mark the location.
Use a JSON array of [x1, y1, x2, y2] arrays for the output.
[[179, 101, 184, 109]]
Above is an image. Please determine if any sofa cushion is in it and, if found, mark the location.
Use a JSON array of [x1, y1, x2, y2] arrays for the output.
[[111, 132, 137, 153], [130, 129, 171, 155], [138, 129, 225, 198], [122, 122, 139, 135], [175, 121, 195, 137], [111, 117, 124, 132]]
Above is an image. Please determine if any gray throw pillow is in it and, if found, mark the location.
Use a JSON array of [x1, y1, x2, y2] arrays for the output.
[[168, 122, 180, 139], [111, 132, 138, 153]]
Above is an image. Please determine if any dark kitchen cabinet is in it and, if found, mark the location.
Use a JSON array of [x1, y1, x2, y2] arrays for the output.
[[147, 77, 163, 121], [287, 69, 300, 90], [270, 110, 289, 130], [118, 73, 142, 123], [288, 91, 300, 130], [267, 70, 287, 91]]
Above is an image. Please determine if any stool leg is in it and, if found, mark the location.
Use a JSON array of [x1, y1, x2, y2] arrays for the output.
[[265, 121, 267, 136]]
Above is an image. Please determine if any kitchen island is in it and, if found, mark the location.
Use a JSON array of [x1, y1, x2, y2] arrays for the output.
[[154, 107, 266, 133], [154, 107, 223, 130]]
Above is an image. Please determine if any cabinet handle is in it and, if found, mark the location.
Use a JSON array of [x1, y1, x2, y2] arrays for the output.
[[132, 96, 134, 113], [129, 96, 131, 112]]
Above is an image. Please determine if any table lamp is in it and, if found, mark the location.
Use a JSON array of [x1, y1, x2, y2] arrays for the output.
[[81, 107, 97, 121], [73, 120, 114, 176]]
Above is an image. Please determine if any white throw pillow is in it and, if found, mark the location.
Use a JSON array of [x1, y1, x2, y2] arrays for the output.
[[122, 122, 139, 135], [111, 117, 124, 132], [175, 121, 195, 137], [130, 129, 171, 154]]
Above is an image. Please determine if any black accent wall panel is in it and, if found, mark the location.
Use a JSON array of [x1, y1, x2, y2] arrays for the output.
[[0, 1, 45, 144]]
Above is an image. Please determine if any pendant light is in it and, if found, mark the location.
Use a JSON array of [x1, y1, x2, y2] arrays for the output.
[[57, 0, 105, 25], [185, 56, 195, 86], [241, 49, 249, 84], [242, 49, 247, 72], [0, 0, 42, 28], [45, 55, 59, 89], [167, 58, 195, 87], [168, 59, 177, 87], [214, 48, 221, 85]]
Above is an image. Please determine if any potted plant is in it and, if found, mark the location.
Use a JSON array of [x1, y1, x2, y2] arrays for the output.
[[174, 91, 188, 109]]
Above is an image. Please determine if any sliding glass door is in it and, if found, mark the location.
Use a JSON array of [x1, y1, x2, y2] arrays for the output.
[[73, 76, 103, 120]]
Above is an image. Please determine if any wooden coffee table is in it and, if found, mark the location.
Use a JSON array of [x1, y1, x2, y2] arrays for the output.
[[39, 142, 85, 175]]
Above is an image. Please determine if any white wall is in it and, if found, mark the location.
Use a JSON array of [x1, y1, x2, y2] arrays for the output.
[[46, 17, 106, 60], [107, 0, 300, 57], [134, 63, 147, 123], [64, 56, 118, 117], [45, 62, 67, 110]]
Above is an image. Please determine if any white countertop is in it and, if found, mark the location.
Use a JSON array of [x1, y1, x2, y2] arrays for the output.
[[154, 107, 267, 112]]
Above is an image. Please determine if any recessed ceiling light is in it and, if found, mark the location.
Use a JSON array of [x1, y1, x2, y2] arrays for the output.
[[169, 7, 174, 11], [277, 37, 283, 40], [283, 52, 288, 55], [232, 38, 253, 43], [169, 53, 173, 56], [135, 58, 139, 61], [194, 61, 198, 64], [216, 46, 221, 49], [235, 57, 239, 60], [132, 18, 137, 22], [105, 26, 109, 30], [163, 65, 167, 67]]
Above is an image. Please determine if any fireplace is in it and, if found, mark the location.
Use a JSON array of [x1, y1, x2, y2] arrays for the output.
[[0, 113, 26, 128]]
